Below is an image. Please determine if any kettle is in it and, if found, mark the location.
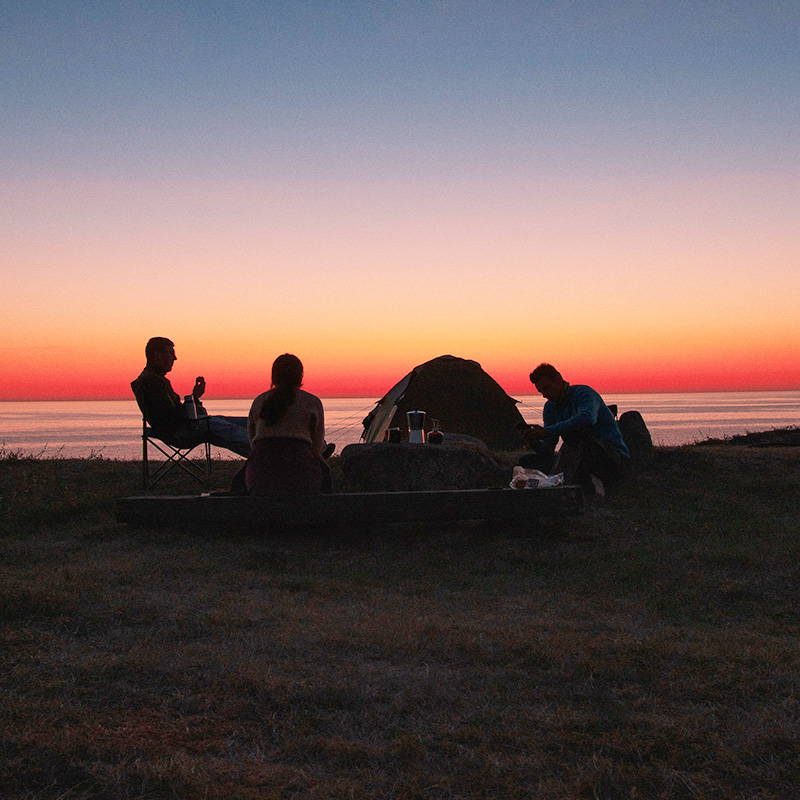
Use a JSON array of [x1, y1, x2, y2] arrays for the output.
[[406, 410, 426, 444]]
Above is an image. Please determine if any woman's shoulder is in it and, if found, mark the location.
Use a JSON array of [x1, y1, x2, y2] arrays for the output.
[[249, 389, 273, 409], [297, 389, 323, 406]]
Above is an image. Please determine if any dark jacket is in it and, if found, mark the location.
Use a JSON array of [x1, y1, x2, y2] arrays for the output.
[[131, 366, 205, 443], [542, 383, 630, 458]]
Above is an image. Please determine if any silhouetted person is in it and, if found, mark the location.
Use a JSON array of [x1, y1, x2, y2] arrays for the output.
[[520, 363, 629, 495], [246, 354, 331, 493], [131, 337, 250, 458]]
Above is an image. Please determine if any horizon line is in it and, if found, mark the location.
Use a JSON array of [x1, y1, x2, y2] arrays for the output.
[[2, 386, 800, 403]]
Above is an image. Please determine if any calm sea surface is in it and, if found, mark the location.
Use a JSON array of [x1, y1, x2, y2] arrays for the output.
[[1, 391, 799, 459]]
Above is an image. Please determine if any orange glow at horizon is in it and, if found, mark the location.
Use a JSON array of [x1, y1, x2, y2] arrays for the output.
[[3, 170, 798, 401], [2, 334, 798, 401]]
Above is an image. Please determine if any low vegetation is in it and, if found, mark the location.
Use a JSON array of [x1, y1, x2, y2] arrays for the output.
[[1, 442, 798, 799]]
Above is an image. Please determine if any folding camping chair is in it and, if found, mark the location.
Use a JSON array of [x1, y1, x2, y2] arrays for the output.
[[140, 417, 212, 490]]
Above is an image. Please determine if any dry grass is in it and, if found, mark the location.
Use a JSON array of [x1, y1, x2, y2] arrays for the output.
[[1, 446, 799, 799]]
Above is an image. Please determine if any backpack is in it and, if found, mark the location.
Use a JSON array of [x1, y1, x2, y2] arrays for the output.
[[618, 410, 653, 465]]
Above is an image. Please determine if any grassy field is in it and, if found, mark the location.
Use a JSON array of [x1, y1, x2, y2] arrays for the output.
[[1, 445, 798, 799]]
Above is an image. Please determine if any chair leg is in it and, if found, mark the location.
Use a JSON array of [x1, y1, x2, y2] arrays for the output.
[[143, 434, 210, 490], [142, 423, 149, 490], [140, 417, 215, 491]]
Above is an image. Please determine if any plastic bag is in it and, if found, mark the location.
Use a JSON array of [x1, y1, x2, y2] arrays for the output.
[[509, 466, 564, 489]]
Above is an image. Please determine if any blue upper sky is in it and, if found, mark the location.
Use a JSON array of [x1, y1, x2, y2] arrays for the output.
[[3, 0, 798, 181]]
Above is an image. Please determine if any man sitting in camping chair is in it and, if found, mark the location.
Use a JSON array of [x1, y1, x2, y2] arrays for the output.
[[131, 337, 250, 458]]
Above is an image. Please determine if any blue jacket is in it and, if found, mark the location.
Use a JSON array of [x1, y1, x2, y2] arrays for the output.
[[541, 384, 629, 457]]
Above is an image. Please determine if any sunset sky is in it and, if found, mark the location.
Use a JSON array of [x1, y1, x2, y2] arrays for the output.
[[3, 1, 798, 399]]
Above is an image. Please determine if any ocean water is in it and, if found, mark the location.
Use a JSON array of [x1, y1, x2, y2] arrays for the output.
[[0, 391, 798, 460]]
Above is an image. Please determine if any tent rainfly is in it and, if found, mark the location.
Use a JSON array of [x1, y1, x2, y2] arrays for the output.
[[361, 355, 526, 451]]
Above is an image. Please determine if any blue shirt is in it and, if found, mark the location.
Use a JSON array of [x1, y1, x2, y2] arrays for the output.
[[541, 384, 629, 457]]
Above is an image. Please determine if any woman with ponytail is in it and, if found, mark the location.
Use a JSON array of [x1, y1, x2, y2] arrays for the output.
[[246, 354, 328, 493]]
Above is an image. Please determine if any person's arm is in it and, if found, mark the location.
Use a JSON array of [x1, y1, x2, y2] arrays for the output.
[[191, 376, 208, 416], [247, 396, 259, 445], [310, 397, 325, 456], [523, 401, 559, 455], [543, 386, 601, 436]]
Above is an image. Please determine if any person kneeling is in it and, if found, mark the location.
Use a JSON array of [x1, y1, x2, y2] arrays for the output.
[[246, 354, 330, 494], [520, 363, 629, 496]]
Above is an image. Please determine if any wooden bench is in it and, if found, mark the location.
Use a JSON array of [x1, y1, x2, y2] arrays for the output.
[[116, 486, 583, 530]]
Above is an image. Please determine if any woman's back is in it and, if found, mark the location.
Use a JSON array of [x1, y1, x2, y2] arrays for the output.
[[245, 353, 328, 494], [248, 388, 325, 455]]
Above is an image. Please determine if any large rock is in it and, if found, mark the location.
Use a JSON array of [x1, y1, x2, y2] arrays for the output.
[[340, 442, 510, 492], [618, 410, 654, 466]]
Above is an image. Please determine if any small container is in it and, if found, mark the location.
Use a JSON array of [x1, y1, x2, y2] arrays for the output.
[[427, 419, 443, 444], [387, 427, 402, 443], [184, 394, 198, 420]]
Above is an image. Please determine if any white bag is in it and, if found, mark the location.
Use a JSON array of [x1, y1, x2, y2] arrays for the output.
[[510, 466, 564, 489]]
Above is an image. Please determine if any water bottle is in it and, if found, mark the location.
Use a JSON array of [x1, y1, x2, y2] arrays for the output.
[[184, 395, 197, 420]]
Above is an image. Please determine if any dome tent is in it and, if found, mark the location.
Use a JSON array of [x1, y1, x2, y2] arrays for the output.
[[361, 355, 526, 451]]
